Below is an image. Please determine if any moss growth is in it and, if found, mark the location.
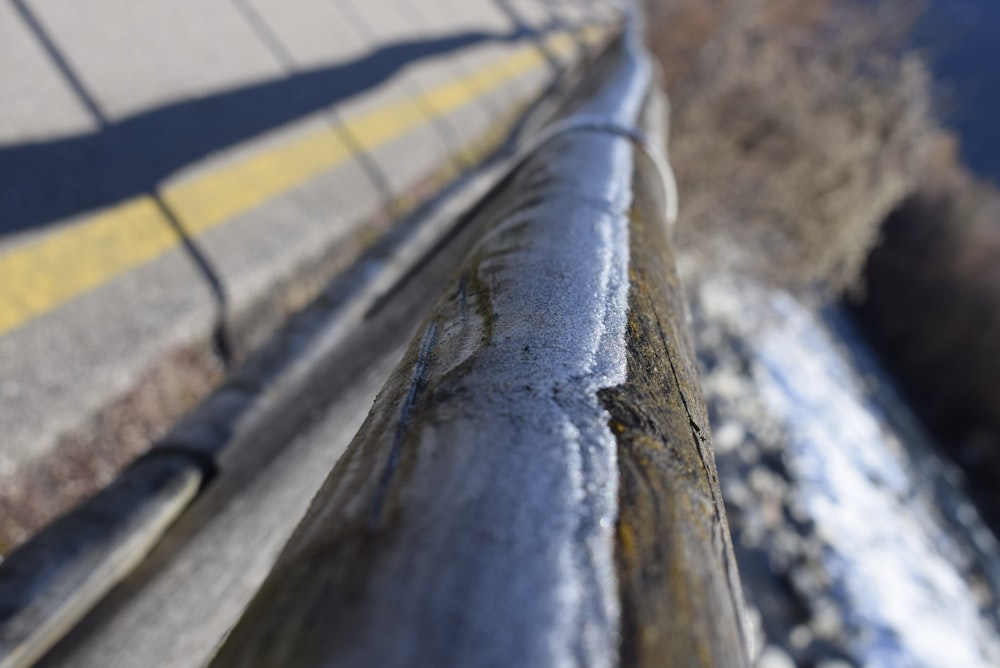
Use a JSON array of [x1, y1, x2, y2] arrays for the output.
[[463, 250, 496, 347]]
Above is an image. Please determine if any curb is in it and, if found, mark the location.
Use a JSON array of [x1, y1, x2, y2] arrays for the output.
[[0, 456, 202, 668]]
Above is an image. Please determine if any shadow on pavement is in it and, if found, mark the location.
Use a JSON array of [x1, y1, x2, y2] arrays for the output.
[[0, 27, 541, 237]]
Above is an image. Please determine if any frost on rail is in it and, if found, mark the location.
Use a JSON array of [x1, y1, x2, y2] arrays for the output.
[[210, 28, 749, 668]]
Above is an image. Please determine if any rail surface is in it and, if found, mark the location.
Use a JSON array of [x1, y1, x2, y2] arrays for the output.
[[210, 21, 749, 668], [0, 8, 749, 668]]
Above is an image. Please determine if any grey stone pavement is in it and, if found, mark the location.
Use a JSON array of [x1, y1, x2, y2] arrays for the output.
[[0, 0, 616, 478], [0, 2, 633, 664]]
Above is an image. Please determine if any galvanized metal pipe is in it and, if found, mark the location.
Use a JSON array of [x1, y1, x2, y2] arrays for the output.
[[210, 24, 749, 668]]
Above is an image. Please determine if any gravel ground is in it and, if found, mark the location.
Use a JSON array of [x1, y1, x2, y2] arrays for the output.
[[687, 271, 1000, 667]]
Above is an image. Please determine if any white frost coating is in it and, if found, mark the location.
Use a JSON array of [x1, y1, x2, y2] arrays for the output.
[[343, 135, 636, 668], [575, 24, 650, 127], [319, 38, 654, 666], [702, 278, 1000, 667]]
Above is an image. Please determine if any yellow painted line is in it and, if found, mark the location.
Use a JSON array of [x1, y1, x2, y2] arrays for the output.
[[0, 27, 610, 337]]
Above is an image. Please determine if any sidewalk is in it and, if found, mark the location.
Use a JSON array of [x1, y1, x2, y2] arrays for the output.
[[0, 0, 611, 510]]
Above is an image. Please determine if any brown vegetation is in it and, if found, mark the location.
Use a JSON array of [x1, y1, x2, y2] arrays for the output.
[[645, 0, 1000, 531], [646, 0, 934, 291]]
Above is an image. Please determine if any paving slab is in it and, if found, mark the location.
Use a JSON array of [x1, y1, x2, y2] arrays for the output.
[[0, 1, 96, 145], [25, 0, 284, 121], [0, 225, 216, 477]]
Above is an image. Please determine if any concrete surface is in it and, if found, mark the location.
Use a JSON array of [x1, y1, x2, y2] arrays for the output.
[[0, 0, 615, 479]]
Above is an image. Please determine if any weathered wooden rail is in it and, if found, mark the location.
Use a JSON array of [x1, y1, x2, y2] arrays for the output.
[[0, 11, 749, 668], [210, 21, 749, 668]]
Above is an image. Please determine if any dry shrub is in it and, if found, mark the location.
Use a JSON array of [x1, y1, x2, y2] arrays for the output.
[[646, 0, 1000, 534], [647, 0, 935, 291]]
